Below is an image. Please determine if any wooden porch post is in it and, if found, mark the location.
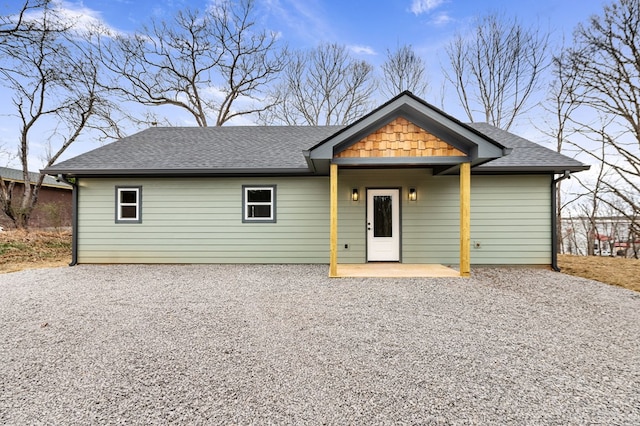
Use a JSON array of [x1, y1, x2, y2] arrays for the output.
[[460, 162, 471, 277], [329, 163, 338, 277]]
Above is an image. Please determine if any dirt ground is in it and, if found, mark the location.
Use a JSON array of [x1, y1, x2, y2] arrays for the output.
[[1, 230, 638, 292], [0, 230, 71, 273], [558, 254, 640, 292]]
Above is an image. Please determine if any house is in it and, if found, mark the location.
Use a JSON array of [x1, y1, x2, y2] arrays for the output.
[[0, 166, 72, 229], [562, 216, 640, 257], [43, 92, 589, 276]]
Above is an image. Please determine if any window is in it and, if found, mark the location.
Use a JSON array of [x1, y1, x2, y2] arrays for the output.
[[243, 185, 276, 223], [115, 187, 141, 223]]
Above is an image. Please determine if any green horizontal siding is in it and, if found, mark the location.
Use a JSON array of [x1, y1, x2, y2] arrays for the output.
[[470, 175, 551, 264], [77, 172, 551, 265], [337, 170, 550, 265], [337, 169, 460, 264], [77, 177, 330, 263]]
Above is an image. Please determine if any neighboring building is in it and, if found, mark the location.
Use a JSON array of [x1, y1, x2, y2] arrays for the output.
[[562, 216, 640, 258], [0, 166, 72, 229], [43, 92, 589, 275]]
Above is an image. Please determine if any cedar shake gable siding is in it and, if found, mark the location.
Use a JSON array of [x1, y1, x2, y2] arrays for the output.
[[335, 117, 466, 159]]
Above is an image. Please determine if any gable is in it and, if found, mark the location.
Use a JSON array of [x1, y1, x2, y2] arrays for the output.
[[308, 92, 506, 173], [335, 117, 466, 159]]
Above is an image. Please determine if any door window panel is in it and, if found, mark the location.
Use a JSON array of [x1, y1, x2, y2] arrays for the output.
[[373, 195, 393, 237]]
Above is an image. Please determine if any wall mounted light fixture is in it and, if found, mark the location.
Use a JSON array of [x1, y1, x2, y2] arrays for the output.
[[408, 187, 417, 201], [352, 188, 359, 202]]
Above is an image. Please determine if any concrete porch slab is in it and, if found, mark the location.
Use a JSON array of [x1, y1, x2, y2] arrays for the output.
[[335, 263, 461, 278]]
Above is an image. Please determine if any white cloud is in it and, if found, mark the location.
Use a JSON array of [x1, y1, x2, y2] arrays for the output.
[[410, 0, 446, 16], [260, 0, 336, 45], [202, 86, 227, 101], [23, 0, 125, 37], [348, 45, 376, 56], [430, 12, 453, 26], [56, 2, 105, 29]]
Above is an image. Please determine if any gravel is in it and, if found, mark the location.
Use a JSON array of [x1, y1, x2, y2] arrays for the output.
[[0, 264, 639, 425]]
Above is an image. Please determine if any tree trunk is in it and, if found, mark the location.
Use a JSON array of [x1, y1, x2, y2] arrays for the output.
[[0, 178, 17, 225]]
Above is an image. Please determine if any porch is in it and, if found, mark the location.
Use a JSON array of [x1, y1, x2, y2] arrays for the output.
[[335, 263, 460, 278], [305, 93, 509, 278], [329, 164, 471, 278]]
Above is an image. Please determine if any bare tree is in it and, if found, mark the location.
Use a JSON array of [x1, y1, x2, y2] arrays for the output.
[[538, 49, 582, 253], [102, 0, 286, 127], [565, 0, 640, 231], [0, 1, 119, 228], [571, 131, 611, 255], [380, 44, 428, 98], [261, 43, 376, 126], [443, 13, 549, 130], [603, 201, 629, 256], [562, 213, 582, 255], [627, 210, 640, 258], [0, 0, 48, 39]]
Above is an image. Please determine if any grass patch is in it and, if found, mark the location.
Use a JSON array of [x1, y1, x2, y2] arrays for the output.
[[0, 230, 71, 273], [559, 254, 640, 292], [0, 241, 29, 255]]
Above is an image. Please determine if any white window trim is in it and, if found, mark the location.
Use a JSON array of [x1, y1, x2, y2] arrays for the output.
[[242, 185, 276, 223], [115, 186, 142, 223]]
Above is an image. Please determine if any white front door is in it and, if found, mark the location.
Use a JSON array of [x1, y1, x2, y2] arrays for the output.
[[367, 189, 400, 261]]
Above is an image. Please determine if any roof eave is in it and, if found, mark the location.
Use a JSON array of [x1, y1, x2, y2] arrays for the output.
[[2, 176, 71, 189], [472, 164, 591, 174], [44, 167, 317, 178]]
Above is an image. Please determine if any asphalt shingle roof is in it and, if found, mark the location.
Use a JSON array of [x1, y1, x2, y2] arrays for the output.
[[1, 166, 71, 188], [467, 123, 588, 172], [46, 126, 344, 174], [44, 122, 587, 175]]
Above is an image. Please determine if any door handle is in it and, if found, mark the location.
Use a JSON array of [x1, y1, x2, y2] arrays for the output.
[[367, 222, 371, 231]]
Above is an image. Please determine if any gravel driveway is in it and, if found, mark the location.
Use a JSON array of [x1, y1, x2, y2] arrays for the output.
[[1, 265, 639, 425]]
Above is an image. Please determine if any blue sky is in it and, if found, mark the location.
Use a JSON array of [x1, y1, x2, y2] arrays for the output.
[[78, 0, 603, 54], [73, 0, 605, 59], [1, 0, 608, 169]]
